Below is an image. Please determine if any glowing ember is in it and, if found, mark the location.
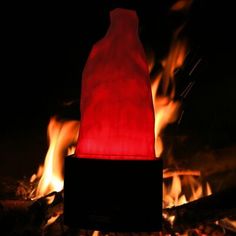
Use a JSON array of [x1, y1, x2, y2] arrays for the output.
[[171, 0, 193, 12]]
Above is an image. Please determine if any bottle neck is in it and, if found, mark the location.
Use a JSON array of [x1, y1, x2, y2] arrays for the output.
[[109, 8, 139, 36]]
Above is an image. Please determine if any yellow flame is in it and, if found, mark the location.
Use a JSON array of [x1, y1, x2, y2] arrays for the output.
[[163, 172, 212, 209], [151, 34, 186, 157], [32, 117, 80, 200], [44, 215, 60, 228], [163, 171, 212, 227]]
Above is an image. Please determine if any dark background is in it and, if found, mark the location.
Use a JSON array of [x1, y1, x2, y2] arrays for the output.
[[1, 0, 235, 178]]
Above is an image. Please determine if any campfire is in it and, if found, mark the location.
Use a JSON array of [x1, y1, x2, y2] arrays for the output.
[[1, 1, 236, 236]]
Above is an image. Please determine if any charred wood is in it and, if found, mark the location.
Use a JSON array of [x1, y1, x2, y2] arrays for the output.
[[1, 179, 236, 235], [163, 187, 236, 233], [0, 191, 63, 236], [172, 143, 236, 179]]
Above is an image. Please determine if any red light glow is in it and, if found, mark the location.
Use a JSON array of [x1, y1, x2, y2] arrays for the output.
[[75, 8, 155, 160]]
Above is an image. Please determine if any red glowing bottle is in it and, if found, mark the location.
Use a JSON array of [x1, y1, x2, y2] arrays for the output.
[[75, 8, 155, 160]]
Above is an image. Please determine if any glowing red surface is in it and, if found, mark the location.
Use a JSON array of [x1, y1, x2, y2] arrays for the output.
[[75, 8, 155, 160]]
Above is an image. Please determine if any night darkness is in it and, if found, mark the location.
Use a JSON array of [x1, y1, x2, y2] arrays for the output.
[[1, 0, 236, 179]]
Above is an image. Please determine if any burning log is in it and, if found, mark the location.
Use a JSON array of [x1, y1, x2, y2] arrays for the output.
[[163, 169, 201, 178], [163, 186, 236, 233], [0, 191, 63, 235], [0, 199, 42, 235], [1, 185, 236, 235]]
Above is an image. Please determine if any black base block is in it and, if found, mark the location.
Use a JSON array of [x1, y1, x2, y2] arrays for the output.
[[64, 156, 162, 232]]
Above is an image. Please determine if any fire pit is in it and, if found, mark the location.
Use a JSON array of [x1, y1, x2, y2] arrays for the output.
[[1, 0, 236, 236]]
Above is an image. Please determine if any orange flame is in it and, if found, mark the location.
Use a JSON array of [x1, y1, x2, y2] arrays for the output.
[[171, 0, 193, 12], [163, 173, 212, 209], [163, 171, 212, 226], [31, 116, 80, 200], [151, 30, 186, 157]]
